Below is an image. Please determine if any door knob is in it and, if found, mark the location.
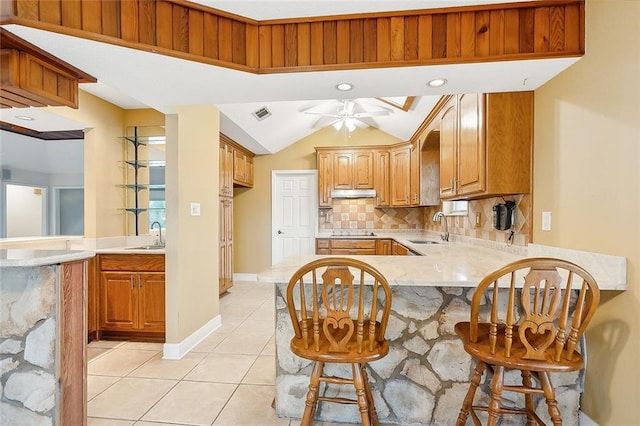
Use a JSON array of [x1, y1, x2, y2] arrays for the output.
[[277, 230, 284, 234]]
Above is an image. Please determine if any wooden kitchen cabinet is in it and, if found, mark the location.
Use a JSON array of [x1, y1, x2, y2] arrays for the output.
[[233, 145, 254, 187], [98, 254, 165, 342], [331, 149, 374, 190], [374, 149, 390, 207], [317, 150, 333, 207], [219, 138, 233, 197], [389, 143, 412, 207], [219, 197, 233, 294], [439, 92, 533, 200], [315, 238, 376, 255], [375, 239, 392, 255]]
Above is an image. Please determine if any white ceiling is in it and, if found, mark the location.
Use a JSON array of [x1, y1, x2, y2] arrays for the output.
[[0, 1, 580, 155]]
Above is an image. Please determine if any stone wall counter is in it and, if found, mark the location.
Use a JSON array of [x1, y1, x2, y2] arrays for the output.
[[1, 250, 93, 425], [259, 244, 626, 425]]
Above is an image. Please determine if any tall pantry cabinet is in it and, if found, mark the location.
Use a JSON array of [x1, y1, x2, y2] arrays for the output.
[[219, 134, 254, 295]]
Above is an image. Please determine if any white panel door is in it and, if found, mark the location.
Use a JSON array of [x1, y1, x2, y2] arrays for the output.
[[272, 171, 317, 265]]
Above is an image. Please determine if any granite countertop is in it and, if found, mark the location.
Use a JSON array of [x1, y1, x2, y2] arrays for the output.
[[0, 249, 95, 267], [260, 232, 627, 290]]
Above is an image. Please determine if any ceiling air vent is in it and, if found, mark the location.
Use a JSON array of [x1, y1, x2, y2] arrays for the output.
[[252, 106, 272, 121]]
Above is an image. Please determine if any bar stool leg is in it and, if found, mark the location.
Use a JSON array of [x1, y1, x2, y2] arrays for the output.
[[487, 365, 505, 426], [457, 361, 487, 426], [301, 361, 324, 426], [352, 363, 371, 426], [360, 364, 379, 426], [521, 370, 537, 425], [539, 371, 562, 425]]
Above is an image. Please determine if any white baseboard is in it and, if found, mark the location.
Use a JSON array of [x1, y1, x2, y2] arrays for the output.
[[234, 273, 258, 282], [162, 314, 222, 360], [579, 411, 599, 426]]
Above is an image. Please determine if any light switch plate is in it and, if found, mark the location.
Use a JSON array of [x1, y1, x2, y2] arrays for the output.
[[542, 211, 552, 231], [190, 202, 201, 216]]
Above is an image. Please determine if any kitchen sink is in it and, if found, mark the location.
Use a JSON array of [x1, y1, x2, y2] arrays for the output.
[[126, 245, 165, 250], [408, 240, 439, 244]]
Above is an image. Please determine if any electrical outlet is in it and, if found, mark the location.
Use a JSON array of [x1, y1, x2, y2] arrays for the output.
[[542, 211, 552, 231]]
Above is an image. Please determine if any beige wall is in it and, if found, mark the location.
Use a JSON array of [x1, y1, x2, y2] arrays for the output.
[[533, 1, 639, 423], [47, 92, 125, 238], [234, 126, 401, 273], [165, 106, 220, 343]]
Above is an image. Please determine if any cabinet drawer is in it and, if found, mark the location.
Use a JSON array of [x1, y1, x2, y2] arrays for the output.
[[331, 248, 376, 255], [99, 254, 165, 272], [330, 239, 376, 250], [316, 239, 330, 249]]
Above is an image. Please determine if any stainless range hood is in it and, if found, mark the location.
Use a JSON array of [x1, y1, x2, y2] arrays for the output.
[[330, 189, 377, 199]]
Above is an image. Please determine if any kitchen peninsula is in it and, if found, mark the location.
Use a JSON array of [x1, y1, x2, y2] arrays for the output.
[[259, 234, 625, 425], [0, 249, 95, 425]]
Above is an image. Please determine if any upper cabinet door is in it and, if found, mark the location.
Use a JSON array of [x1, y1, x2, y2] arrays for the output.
[[333, 151, 353, 189], [457, 93, 486, 196], [317, 150, 333, 207], [390, 144, 411, 207], [353, 151, 374, 189], [439, 98, 457, 197]]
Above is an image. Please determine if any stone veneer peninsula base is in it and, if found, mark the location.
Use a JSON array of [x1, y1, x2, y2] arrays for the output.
[[259, 243, 626, 425], [0, 249, 94, 426]]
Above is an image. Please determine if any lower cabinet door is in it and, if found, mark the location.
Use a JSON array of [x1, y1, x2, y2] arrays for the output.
[[138, 273, 166, 332], [100, 271, 138, 331]]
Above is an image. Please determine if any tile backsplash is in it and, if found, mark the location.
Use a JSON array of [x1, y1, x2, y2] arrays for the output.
[[318, 194, 531, 247]]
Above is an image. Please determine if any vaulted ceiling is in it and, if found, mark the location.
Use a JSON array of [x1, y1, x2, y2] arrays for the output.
[[0, 0, 584, 154]]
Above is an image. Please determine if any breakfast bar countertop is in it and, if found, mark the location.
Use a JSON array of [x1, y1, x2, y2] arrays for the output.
[[259, 233, 627, 290]]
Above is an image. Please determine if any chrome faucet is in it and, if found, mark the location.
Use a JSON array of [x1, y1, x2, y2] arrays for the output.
[[432, 211, 449, 242], [151, 221, 164, 246]]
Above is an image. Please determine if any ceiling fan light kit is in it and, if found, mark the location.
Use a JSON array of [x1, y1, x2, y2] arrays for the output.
[[305, 99, 391, 133]]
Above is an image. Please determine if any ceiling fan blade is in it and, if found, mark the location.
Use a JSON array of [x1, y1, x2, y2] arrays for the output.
[[342, 100, 356, 115], [352, 110, 390, 118], [352, 119, 369, 128], [304, 111, 342, 118], [312, 116, 339, 128]]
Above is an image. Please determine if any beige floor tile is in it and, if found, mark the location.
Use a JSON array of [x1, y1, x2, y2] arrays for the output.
[[88, 340, 126, 349], [261, 336, 276, 356], [220, 300, 264, 320], [216, 317, 243, 333], [213, 384, 289, 425], [87, 377, 177, 420], [134, 422, 192, 426], [190, 332, 228, 353], [88, 418, 135, 426], [184, 353, 257, 383], [243, 355, 276, 385], [88, 347, 112, 362], [213, 332, 272, 355], [89, 348, 159, 377], [129, 352, 206, 380], [248, 302, 276, 321], [142, 381, 237, 425], [121, 341, 164, 351], [233, 318, 275, 336], [87, 375, 120, 400]]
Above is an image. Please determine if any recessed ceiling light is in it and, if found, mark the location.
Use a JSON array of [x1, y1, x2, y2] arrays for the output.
[[427, 78, 447, 88], [15, 115, 35, 121], [336, 83, 353, 91]]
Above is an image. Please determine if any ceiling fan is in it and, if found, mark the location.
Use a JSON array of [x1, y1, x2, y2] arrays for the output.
[[303, 99, 392, 132]]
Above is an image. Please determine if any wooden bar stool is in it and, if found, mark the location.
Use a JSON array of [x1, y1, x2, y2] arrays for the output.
[[286, 257, 393, 426], [455, 257, 600, 425]]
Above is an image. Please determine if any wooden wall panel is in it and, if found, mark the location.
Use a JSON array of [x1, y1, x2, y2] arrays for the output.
[[6, 0, 585, 76], [284, 24, 297, 67], [61, 0, 81, 29], [418, 15, 433, 60], [203, 13, 219, 59], [232, 21, 246, 64], [432, 14, 447, 59], [188, 10, 204, 56], [350, 20, 364, 63], [138, 0, 156, 46], [271, 24, 284, 67], [446, 13, 461, 59], [101, 1, 121, 38], [121, 0, 139, 43], [296, 23, 310, 66], [172, 4, 189, 53], [40, 0, 61, 25]]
